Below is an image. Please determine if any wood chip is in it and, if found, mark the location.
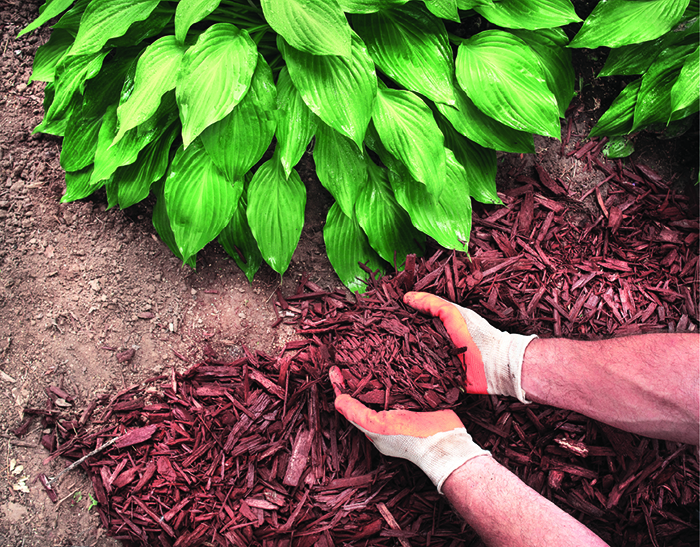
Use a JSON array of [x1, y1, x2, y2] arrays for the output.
[[283, 428, 313, 487], [377, 501, 412, 547]]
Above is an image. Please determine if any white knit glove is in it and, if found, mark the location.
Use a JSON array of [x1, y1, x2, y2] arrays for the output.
[[330, 367, 490, 493], [404, 292, 537, 403]]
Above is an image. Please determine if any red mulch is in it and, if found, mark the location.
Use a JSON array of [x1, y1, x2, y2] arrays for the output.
[[20, 140, 700, 546], [468, 151, 698, 339]]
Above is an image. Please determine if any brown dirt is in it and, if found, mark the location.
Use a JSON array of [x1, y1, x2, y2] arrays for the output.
[[0, 2, 697, 546]]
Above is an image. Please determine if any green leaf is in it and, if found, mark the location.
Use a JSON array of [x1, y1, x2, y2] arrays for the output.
[[511, 29, 575, 117], [603, 136, 635, 159], [91, 93, 179, 186], [598, 18, 698, 77], [570, 0, 691, 49], [458, 0, 495, 8], [219, 188, 263, 283], [247, 156, 306, 275], [324, 202, 384, 292], [53, 0, 89, 34], [105, 176, 119, 210], [35, 83, 69, 136], [275, 67, 318, 177], [83, 47, 139, 118], [116, 121, 180, 208], [434, 82, 534, 153], [391, 148, 472, 250], [423, 0, 460, 22], [633, 42, 697, 130], [456, 30, 560, 138], [671, 46, 699, 115], [114, 36, 187, 144], [372, 86, 446, 196], [87, 494, 98, 511], [18, 0, 75, 37], [280, 32, 376, 148], [61, 164, 99, 202], [353, 3, 455, 105], [313, 120, 367, 218], [91, 105, 123, 183], [176, 23, 258, 148], [337, 0, 408, 13], [39, 50, 109, 133], [436, 117, 500, 205], [56, 48, 137, 143], [165, 140, 241, 264], [363, 120, 405, 173], [106, 5, 174, 50], [175, 0, 222, 44], [201, 54, 277, 183], [356, 160, 424, 267], [589, 79, 641, 137], [599, 40, 664, 77], [152, 179, 197, 268], [68, 0, 160, 56], [28, 29, 73, 83], [55, 49, 135, 163], [474, 0, 580, 30], [60, 102, 103, 171], [43, 81, 56, 112], [660, 114, 697, 138], [261, 0, 351, 57]]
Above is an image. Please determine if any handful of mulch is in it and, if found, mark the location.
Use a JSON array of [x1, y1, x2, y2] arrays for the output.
[[282, 256, 467, 412]]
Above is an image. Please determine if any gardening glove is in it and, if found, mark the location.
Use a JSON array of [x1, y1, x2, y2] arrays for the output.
[[404, 292, 536, 404], [330, 366, 490, 494]]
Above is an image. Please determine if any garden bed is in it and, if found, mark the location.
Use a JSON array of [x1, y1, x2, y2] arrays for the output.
[[1, 1, 698, 545], [22, 148, 700, 544]]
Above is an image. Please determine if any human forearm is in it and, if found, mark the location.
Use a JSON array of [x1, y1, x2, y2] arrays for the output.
[[522, 334, 700, 444], [442, 455, 609, 547], [330, 364, 610, 547], [405, 292, 700, 445]]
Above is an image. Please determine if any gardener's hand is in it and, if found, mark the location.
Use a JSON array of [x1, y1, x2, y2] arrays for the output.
[[404, 292, 536, 403], [329, 366, 489, 493]]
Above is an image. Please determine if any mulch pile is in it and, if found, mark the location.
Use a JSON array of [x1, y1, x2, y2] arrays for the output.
[[472, 146, 699, 339], [17, 139, 699, 546]]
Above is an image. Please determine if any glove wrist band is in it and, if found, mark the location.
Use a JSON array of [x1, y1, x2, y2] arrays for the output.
[[485, 333, 537, 404]]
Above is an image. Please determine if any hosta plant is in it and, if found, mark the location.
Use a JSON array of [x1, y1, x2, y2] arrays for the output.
[[21, 0, 580, 292], [570, 0, 699, 149]]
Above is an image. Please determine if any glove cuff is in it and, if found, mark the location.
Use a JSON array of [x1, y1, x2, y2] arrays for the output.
[[486, 333, 537, 404], [354, 425, 490, 494], [417, 428, 491, 494]]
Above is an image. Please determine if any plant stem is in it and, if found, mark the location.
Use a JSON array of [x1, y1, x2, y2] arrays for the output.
[[448, 33, 468, 45], [48, 437, 119, 486], [249, 26, 272, 45], [207, 14, 264, 28], [219, 0, 262, 15], [213, 7, 261, 25], [266, 54, 283, 75], [257, 42, 278, 53]]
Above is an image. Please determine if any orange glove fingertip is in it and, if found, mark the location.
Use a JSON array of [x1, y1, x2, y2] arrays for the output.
[[328, 366, 345, 397]]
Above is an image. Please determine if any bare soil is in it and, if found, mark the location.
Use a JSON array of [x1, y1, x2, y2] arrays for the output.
[[0, 1, 697, 546]]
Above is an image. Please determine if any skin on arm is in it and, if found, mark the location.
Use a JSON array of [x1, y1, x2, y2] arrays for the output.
[[442, 456, 610, 547], [404, 292, 699, 445], [329, 366, 610, 547], [521, 334, 700, 445]]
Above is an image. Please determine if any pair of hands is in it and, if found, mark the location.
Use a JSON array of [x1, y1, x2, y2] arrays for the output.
[[329, 291, 536, 492]]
